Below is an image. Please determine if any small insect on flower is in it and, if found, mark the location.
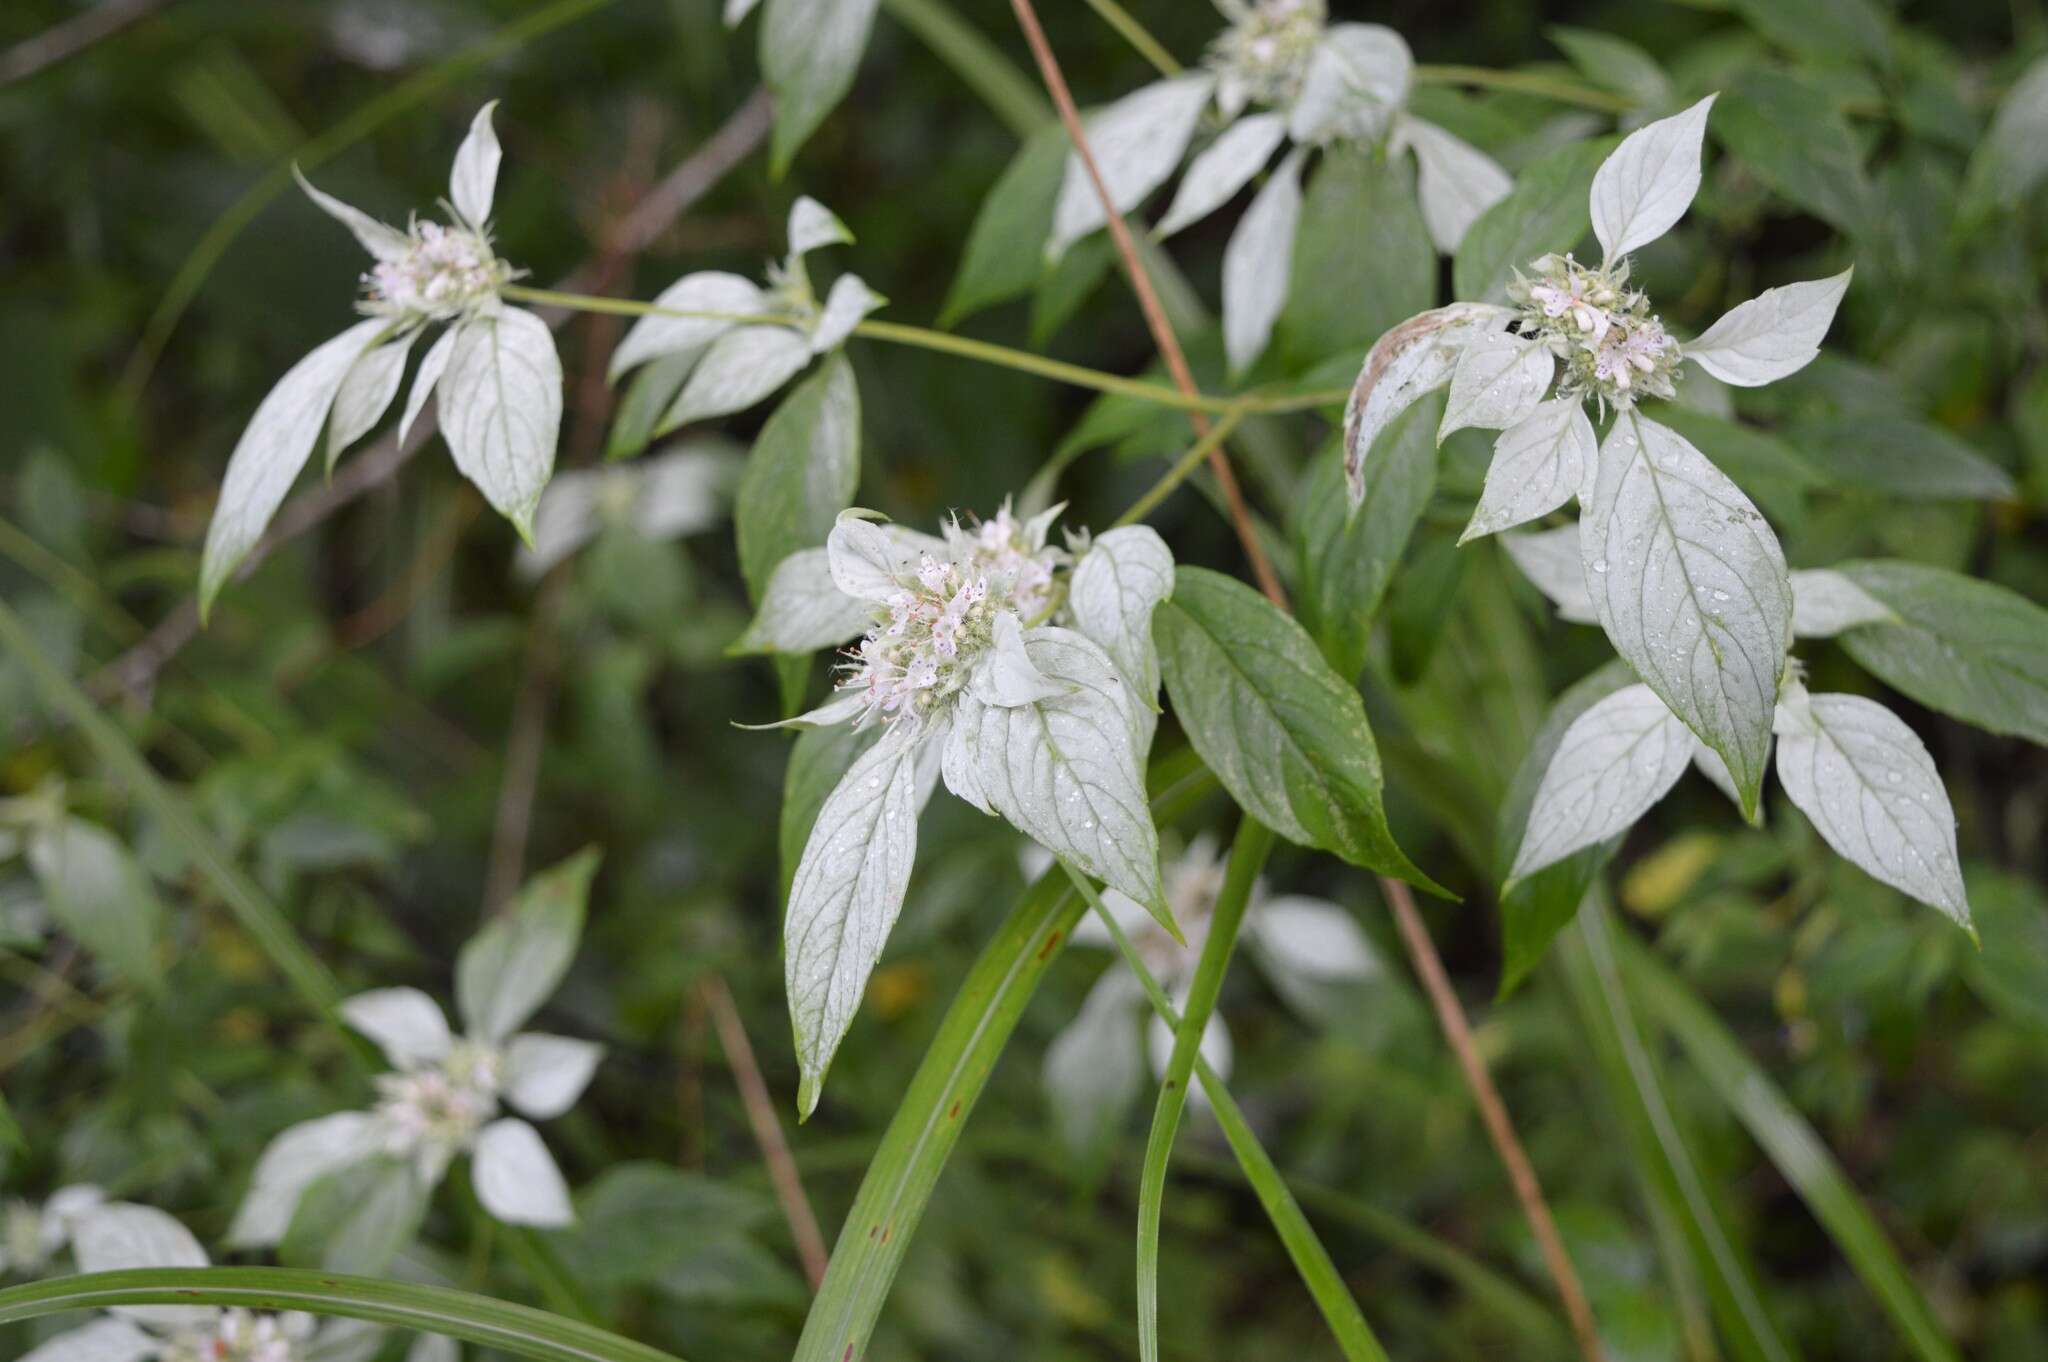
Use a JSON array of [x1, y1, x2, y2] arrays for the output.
[[200, 102, 563, 619]]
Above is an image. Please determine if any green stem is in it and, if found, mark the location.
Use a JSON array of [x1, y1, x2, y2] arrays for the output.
[[0, 596, 364, 1067], [1112, 404, 1249, 528], [1081, 0, 1182, 78], [882, 0, 1051, 137], [0, 1270, 682, 1362], [118, 0, 622, 407], [1412, 64, 1632, 113], [1065, 857, 1390, 1362]]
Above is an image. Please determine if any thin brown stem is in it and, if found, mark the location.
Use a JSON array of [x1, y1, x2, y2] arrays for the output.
[[1008, 0, 1287, 610], [1008, 5, 1605, 1355], [481, 574, 566, 916], [699, 973, 830, 1290], [0, 0, 169, 86], [1383, 876, 1608, 1362]]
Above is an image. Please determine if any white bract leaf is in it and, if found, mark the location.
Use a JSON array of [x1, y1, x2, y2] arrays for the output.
[[517, 468, 601, 578], [1251, 897, 1378, 983], [1790, 567, 1895, 637], [455, 857, 589, 1045], [660, 324, 812, 428], [439, 306, 562, 539], [785, 724, 923, 1117], [788, 195, 854, 257], [724, 0, 762, 23], [200, 318, 389, 616], [736, 547, 872, 653], [1682, 269, 1852, 386], [1157, 112, 1287, 237], [634, 444, 734, 539], [17, 1317, 161, 1362], [74, 1203, 212, 1329], [1042, 972, 1143, 1155], [972, 611, 1069, 706], [1439, 329, 1553, 442], [608, 272, 767, 382], [1067, 524, 1174, 710], [1461, 398, 1595, 543], [1590, 94, 1715, 263], [1289, 23, 1413, 145], [1400, 116, 1512, 254], [1049, 75, 1215, 260], [502, 1033, 604, 1120], [824, 510, 947, 600], [470, 1118, 574, 1226], [1342, 302, 1512, 505], [400, 327, 455, 443], [327, 331, 417, 471], [448, 102, 502, 229], [1774, 689, 1969, 925], [339, 987, 452, 1070], [1504, 525, 1599, 624], [942, 627, 1165, 919], [1509, 683, 1695, 879], [228, 1112, 380, 1247], [294, 168, 409, 261], [1222, 146, 1307, 376], [1581, 412, 1792, 815], [1692, 741, 1748, 816], [810, 273, 885, 353]]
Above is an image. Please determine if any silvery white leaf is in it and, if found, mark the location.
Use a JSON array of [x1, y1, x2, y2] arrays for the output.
[[339, 987, 452, 1069], [400, 327, 455, 443], [736, 547, 872, 653], [809, 273, 884, 354], [455, 852, 591, 1044], [439, 307, 562, 538], [740, 690, 868, 732], [1222, 146, 1307, 376], [1157, 111, 1286, 238], [449, 101, 502, 229], [16, 1317, 160, 1362], [294, 167, 409, 261], [228, 1112, 380, 1247], [1438, 329, 1553, 442], [785, 723, 923, 1117], [1460, 398, 1595, 542], [1049, 75, 1216, 260], [972, 611, 1069, 706], [659, 324, 812, 429], [1790, 567, 1895, 637], [1590, 94, 1715, 262], [1774, 689, 1969, 924], [516, 468, 601, 579], [724, 0, 763, 24], [1251, 897, 1378, 983], [1683, 268, 1852, 387], [1289, 23, 1413, 146], [1400, 116, 1512, 254], [634, 442, 737, 540], [502, 1033, 604, 1120], [608, 272, 768, 382], [1692, 741, 1748, 816], [1342, 302, 1513, 505], [1042, 970, 1143, 1155], [200, 318, 389, 616], [788, 195, 854, 257], [1508, 682, 1695, 879], [471, 1118, 574, 1226], [74, 1203, 212, 1328], [1146, 1006, 1232, 1092], [824, 510, 947, 600], [1067, 524, 1174, 718], [327, 330, 417, 471], [942, 626, 1165, 920], [1581, 412, 1791, 815]]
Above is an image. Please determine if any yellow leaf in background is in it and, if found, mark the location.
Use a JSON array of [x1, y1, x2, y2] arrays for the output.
[[866, 961, 930, 1020], [1622, 831, 1721, 918]]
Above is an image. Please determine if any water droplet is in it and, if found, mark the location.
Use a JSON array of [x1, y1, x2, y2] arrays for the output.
[[1592, 558, 1609, 574], [1711, 589, 1729, 603], [1886, 770, 1901, 784]]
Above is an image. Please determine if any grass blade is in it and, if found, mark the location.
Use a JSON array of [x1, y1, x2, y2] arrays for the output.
[[0, 1269, 680, 1362], [1623, 939, 1964, 1362]]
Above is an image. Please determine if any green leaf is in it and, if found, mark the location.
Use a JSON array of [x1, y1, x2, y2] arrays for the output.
[[1495, 660, 1635, 997], [24, 816, 163, 991], [735, 354, 862, 599], [939, 124, 1065, 326], [1031, 234, 1117, 347], [1834, 560, 2048, 746], [1155, 568, 1439, 891], [1295, 394, 1440, 680], [1652, 406, 1819, 529], [279, 1156, 428, 1275], [761, 0, 880, 176], [1546, 27, 1671, 107], [457, 847, 599, 1044], [1728, 0, 1891, 69], [1453, 138, 1611, 304], [1792, 415, 2015, 501], [1959, 55, 2048, 224], [1714, 69, 1874, 236], [1627, 944, 1964, 1362], [0, 1269, 685, 1362], [1960, 867, 2048, 1031], [558, 1162, 776, 1290], [605, 352, 695, 463], [1278, 147, 1435, 365]]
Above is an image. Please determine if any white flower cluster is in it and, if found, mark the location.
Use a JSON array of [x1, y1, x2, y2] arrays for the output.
[[1511, 253, 1680, 411], [161, 1310, 307, 1362], [0, 1184, 100, 1275], [950, 503, 1064, 621], [370, 1037, 505, 1181], [363, 219, 510, 321], [1208, 0, 1326, 119]]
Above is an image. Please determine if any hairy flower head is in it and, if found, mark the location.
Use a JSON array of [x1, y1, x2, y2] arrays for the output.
[[1209, 0, 1327, 118], [1511, 253, 1680, 412], [362, 219, 511, 321], [371, 1037, 503, 1179]]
